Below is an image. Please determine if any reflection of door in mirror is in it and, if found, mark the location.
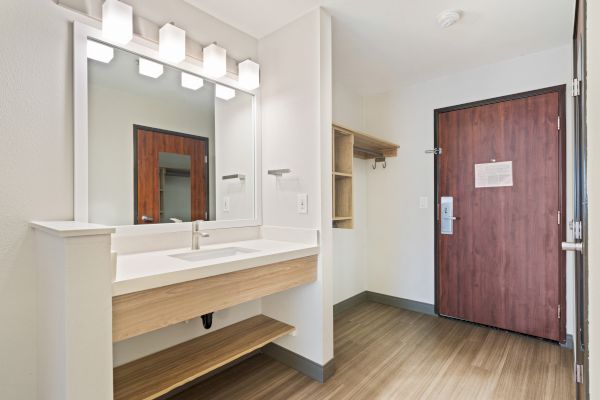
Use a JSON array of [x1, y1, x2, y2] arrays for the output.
[[134, 126, 208, 224]]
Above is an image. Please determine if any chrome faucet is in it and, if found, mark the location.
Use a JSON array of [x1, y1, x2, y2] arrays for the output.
[[192, 220, 210, 250]]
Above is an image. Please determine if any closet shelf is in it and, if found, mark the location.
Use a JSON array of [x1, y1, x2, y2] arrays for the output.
[[333, 123, 399, 160], [113, 315, 294, 400]]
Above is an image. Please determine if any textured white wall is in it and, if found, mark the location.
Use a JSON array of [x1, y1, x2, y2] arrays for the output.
[[363, 45, 575, 334], [332, 81, 369, 304], [0, 1, 73, 398], [587, 0, 599, 396]]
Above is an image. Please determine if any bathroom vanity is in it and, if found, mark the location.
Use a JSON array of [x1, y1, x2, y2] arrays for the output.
[[32, 221, 319, 400]]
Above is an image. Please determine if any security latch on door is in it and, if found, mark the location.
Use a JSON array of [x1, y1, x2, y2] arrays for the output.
[[425, 148, 443, 155]]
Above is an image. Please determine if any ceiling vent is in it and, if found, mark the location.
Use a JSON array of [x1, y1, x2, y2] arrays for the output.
[[437, 9, 462, 28]]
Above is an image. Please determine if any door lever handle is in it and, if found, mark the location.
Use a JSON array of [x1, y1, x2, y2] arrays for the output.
[[562, 242, 583, 253], [141, 215, 154, 223]]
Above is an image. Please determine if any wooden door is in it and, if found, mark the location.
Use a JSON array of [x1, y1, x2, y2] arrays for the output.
[[436, 87, 566, 342], [135, 126, 208, 224]]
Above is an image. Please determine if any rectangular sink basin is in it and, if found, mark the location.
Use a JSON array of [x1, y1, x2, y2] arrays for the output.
[[170, 247, 259, 262]]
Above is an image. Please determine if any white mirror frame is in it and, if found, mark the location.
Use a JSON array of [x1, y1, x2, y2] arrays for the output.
[[73, 21, 262, 231]]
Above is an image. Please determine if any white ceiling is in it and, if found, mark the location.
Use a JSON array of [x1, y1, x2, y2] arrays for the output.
[[183, 0, 575, 94]]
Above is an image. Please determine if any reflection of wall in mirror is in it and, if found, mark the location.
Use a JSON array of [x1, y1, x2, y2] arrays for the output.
[[88, 52, 216, 225], [215, 94, 254, 220]]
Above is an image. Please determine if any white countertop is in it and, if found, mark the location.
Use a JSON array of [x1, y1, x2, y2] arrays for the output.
[[113, 239, 319, 296]]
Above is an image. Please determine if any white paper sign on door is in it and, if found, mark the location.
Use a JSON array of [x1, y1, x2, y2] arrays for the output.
[[475, 161, 513, 188]]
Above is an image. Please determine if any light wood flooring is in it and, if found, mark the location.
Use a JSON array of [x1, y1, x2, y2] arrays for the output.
[[171, 301, 575, 400]]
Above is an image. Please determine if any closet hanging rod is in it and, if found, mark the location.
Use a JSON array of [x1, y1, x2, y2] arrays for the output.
[[354, 146, 384, 158]]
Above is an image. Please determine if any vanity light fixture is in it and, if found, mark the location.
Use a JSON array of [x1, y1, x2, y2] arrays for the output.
[[138, 58, 164, 78], [87, 40, 114, 63], [181, 72, 204, 90], [159, 23, 186, 64], [215, 84, 236, 100], [238, 59, 260, 90], [203, 43, 227, 78], [102, 0, 133, 45]]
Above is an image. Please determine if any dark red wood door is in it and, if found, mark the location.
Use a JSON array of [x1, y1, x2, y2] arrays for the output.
[[437, 89, 566, 342], [135, 127, 207, 224]]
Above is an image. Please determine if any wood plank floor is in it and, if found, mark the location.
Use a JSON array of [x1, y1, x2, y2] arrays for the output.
[[170, 301, 575, 400]]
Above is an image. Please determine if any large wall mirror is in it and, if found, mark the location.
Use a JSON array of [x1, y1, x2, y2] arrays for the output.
[[79, 28, 258, 228]]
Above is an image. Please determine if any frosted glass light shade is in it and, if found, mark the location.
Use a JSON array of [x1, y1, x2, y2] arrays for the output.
[[203, 44, 227, 78], [238, 59, 260, 90], [138, 58, 164, 78], [216, 84, 236, 100], [181, 72, 204, 90], [102, 0, 133, 45], [87, 40, 114, 63], [159, 23, 186, 64]]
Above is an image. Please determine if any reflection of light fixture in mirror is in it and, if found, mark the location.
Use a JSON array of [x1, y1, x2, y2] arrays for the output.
[[216, 84, 236, 100], [238, 59, 260, 90], [203, 43, 227, 78], [102, 0, 133, 45], [181, 72, 204, 90], [159, 23, 186, 64], [87, 40, 114, 63], [138, 58, 164, 78]]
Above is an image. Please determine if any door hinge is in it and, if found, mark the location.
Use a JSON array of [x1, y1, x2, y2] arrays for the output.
[[575, 364, 584, 383], [557, 211, 561, 225], [558, 304, 561, 319], [205, 155, 208, 163], [204, 211, 208, 220], [572, 78, 581, 97], [425, 148, 443, 155], [574, 221, 583, 240], [558, 116, 560, 131]]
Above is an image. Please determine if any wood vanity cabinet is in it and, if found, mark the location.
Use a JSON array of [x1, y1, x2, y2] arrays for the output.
[[112, 255, 317, 342]]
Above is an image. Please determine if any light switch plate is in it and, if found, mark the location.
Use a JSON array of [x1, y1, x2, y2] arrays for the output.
[[297, 193, 308, 214], [223, 196, 230, 212], [419, 197, 428, 209]]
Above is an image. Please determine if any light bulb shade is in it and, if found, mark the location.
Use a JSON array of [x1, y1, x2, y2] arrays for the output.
[[181, 72, 204, 90], [102, 0, 133, 45], [159, 23, 186, 64], [138, 58, 164, 78], [238, 59, 260, 90], [87, 40, 114, 63], [215, 84, 236, 100], [203, 44, 227, 78]]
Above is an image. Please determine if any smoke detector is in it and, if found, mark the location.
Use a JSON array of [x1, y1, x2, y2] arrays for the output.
[[437, 9, 462, 28]]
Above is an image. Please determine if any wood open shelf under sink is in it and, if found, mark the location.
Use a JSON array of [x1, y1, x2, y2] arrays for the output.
[[113, 315, 294, 400]]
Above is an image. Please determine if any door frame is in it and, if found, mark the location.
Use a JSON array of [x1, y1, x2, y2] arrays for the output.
[[433, 85, 567, 342], [133, 124, 210, 224]]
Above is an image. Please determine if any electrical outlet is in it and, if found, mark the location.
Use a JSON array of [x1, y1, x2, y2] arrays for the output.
[[419, 196, 428, 209], [297, 193, 308, 214], [223, 196, 230, 212]]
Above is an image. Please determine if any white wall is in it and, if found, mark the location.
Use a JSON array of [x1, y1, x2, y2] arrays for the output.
[[362, 45, 575, 334], [259, 8, 334, 365], [215, 94, 255, 221], [0, 0, 258, 397], [587, 0, 599, 396], [332, 81, 369, 303]]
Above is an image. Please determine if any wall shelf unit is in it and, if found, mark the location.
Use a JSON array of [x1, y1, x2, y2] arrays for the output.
[[113, 315, 294, 400], [332, 123, 399, 229]]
